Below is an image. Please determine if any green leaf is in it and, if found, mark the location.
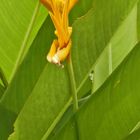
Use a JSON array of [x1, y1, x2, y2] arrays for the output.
[[1, 0, 140, 139], [0, 0, 47, 81], [0, 67, 8, 89], [71, 0, 139, 98], [0, 106, 16, 140], [76, 43, 140, 140], [50, 43, 140, 140], [72, 0, 138, 86], [137, 1, 140, 40], [0, 17, 54, 139], [0, 0, 93, 139], [124, 122, 140, 140], [93, 4, 138, 91], [0, 82, 12, 140], [1, 18, 54, 114], [0, 84, 5, 99], [23, 4, 48, 60]]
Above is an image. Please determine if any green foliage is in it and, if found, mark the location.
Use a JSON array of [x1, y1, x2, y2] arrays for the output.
[[0, 0, 140, 140], [0, 0, 47, 81]]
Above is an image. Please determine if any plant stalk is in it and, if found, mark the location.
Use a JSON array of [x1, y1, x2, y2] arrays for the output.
[[67, 55, 79, 112]]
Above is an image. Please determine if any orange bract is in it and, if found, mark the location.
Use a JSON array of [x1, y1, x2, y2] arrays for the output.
[[40, 0, 78, 66]]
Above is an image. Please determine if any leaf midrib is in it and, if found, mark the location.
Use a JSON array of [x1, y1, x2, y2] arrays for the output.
[[40, 2, 139, 139], [77, 3, 139, 94], [9, 1, 139, 139], [9, 1, 41, 82]]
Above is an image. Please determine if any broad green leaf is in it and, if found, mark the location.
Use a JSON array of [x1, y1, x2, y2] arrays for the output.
[[93, 5, 138, 91], [130, 121, 140, 134], [125, 130, 140, 140], [0, 106, 16, 140], [0, 18, 54, 139], [47, 0, 140, 139], [71, 0, 139, 101], [0, 84, 5, 99], [125, 123, 140, 140], [76, 43, 140, 140], [9, 64, 71, 140], [23, 5, 48, 60], [3, 1, 140, 138], [50, 43, 140, 140], [72, 0, 139, 91], [0, 67, 8, 89], [0, 0, 93, 112], [0, 83, 4, 94], [0, 83, 10, 140], [137, 0, 140, 40], [49, 118, 78, 140], [0, 84, 5, 98], [0, 0, 93, 139], [69, 0, 94, 23], [1, 0, 140, 139], [1, 18, 54, 114], [0, 0, 47, 81]]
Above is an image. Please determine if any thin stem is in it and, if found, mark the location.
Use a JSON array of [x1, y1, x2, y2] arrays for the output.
[[0, 67, 8, 88], [67, 55, 79, 140], [42, 55, 79, 140], [67, 55, 79, 112], [10, 1, 41, 82], [74, 114, 80, 140], [41, 98, 72, 140]]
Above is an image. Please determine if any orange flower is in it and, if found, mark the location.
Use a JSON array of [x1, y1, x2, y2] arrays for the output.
[[40, 0, 78, 66]]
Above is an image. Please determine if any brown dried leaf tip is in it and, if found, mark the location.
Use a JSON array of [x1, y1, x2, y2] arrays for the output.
[[40, 0, 78, 67]]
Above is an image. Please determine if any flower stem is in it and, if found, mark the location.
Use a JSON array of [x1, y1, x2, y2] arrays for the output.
[[67, 55, 79, 112]]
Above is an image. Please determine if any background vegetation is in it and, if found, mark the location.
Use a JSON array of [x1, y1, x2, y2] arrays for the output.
[[0, 0, 140, 139]]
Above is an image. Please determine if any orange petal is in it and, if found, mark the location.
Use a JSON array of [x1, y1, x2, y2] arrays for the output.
[[52, 40, 72, 63], [40, 0, 53, 12], [47, 40, 58, 62], [68, 0, 78, 12], [62, 0, 69, 37], [50, 12, 67, 47]]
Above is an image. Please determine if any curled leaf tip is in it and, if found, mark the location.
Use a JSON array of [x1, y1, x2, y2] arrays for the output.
[[40, 0, 78, 67]]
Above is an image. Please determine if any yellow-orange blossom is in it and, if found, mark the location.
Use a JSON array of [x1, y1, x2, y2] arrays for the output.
[[40, 0, 78, 66]]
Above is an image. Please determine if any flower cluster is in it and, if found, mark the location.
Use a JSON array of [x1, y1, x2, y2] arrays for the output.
[[40, 0, 78, 66]]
